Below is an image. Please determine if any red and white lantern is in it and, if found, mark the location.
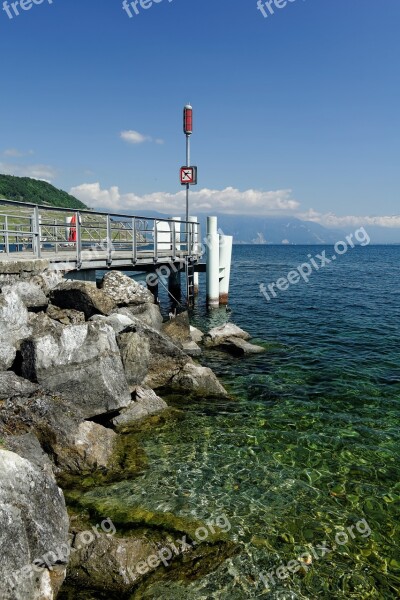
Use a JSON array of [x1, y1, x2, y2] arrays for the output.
[[183, 104, 193, 135]]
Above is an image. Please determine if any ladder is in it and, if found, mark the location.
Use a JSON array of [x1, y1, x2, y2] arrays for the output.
[[186, 258, 195, 307]]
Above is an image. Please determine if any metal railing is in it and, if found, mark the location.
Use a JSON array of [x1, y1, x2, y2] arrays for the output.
[[0, 199, 202, 268]]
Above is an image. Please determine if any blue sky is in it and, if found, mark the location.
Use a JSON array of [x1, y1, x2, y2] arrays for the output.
[[1, 0, 399, 229]]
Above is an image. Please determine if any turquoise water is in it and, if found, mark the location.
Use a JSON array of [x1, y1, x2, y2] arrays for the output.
[[91, 245, 400, 599]]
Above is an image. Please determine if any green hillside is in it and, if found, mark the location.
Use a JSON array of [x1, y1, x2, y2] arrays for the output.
[[0, 174, 87, 210]]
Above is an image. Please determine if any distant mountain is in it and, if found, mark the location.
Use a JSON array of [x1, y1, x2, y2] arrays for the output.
[[201, 214, 346, 245], [0, 175, 87, 210]]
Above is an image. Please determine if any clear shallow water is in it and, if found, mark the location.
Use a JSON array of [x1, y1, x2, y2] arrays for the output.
[[90, 246, 400, 599]]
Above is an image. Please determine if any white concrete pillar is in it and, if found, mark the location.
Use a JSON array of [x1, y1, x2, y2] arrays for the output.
[[206, 216, 219, 307], [219, 235, 233, 305], [171, 217, 181, 251]]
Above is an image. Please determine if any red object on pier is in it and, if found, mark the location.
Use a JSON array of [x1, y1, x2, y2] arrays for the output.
[[69, 214, 77, 242], [183, 104, 193, 135]]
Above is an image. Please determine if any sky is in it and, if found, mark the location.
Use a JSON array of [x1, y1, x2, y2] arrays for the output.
[[0, 0, 399, 229]]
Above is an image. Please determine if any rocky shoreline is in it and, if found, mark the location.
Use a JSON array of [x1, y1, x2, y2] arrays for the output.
[[0, 269, 263, 599]]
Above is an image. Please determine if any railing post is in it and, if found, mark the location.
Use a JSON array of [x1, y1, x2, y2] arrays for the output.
[[76, 212, 82, 268], [154, 220, 158, 262], [5, 216, 10, 256], [132, 217, 137, 263], [106, 214, 112, 266], [171, 219, 176, 259], [33, 205, 41, 258]]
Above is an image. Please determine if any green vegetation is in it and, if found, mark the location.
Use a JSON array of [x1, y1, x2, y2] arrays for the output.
[[0, 174, 87, 210]]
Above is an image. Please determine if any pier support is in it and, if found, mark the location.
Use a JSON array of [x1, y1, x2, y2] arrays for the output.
[[219, 235, 233, 305], [206, 216, 220, 308], [147, 273, 159, 305]]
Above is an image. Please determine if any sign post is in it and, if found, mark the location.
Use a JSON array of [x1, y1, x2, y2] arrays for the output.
[[182, 104, 197, 228]]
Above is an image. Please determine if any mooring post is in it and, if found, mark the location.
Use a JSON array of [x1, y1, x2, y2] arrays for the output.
[[206, 216, 220, 307], [219, 234, 233, 305]]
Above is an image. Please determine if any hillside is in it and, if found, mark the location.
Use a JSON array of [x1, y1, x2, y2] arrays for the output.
[[0, 174, 87, 210]]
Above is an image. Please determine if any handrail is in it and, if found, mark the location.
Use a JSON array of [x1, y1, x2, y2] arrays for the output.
[[0, 197, 198, 225], [0, 197, 202, 268]]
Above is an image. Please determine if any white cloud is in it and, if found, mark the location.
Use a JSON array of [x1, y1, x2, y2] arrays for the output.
[[3, 148, 34, 158], [69, 183, 300, 215], [0, 162, 57, 181], [120, 130, 164, 145], [299, 209, 400, 229]]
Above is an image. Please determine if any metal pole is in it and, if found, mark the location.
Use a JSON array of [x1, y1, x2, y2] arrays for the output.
[[185, 133, 190, 248]]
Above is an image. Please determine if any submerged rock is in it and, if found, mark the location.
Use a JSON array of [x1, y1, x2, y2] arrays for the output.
[[100, 271, 154, 306], [20, 321, 131, 419], [50, 281, 115, 319], [204, 323, 251, 347], [0, 449, 69, 600], [171, 363, 228, 397], [217, 336, 265, 357]]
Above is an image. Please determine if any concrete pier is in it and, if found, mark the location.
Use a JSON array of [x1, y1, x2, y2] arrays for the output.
[[206, 216, 220, 307]]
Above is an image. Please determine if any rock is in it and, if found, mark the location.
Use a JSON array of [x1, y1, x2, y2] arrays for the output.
[[117, 320, 188, 390], [0, 392, 117, 475], [49, 281, 115, 319], [3, 432, 55, 479], [117, 329, 151, 389], [217, 337, 265, 357], [116, 303, 163, 331], [46, 304, 86, 326], [162, 311, 191, 343], [0, 287, 31, 370], [171, 363, 228, 397], [112, 387, 168, 429], [182, 340, 202, 357], [0, 449, 69, 600], [3, 281, 48, 311], [72, 421, 117, 470], [90, 312, 135, 335], [0, 372, 39, 400], [66, 530, 168, 593], [117, 320, 226, 396], [99, 271, 153, 306], [190, 325, 204, 343], [20, 321, 131, 419], [204, 323, 251, 347]]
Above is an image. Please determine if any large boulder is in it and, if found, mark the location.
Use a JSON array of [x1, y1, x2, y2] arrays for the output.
[[89, 312, 135, 335], [204, 323, 251, 347], [162, 311, 191, 343], [117, 320, 227, 396], [20, 321, 131, 418], [0, 372, 38, 400], [0, 392, 118, 475], [3, 281, 48, 311], [72, 421, 117, 471], [49, 281, 115, 319], [99, 271, 153, 306], [112, 387, 168, 430], [46, 304, 86, 326], [0, 287, 31, 370], [117, 320, 188, 390], [171, 363, 228, 397], [0, 449, 69, 600], [115, 304, 163, 331]]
